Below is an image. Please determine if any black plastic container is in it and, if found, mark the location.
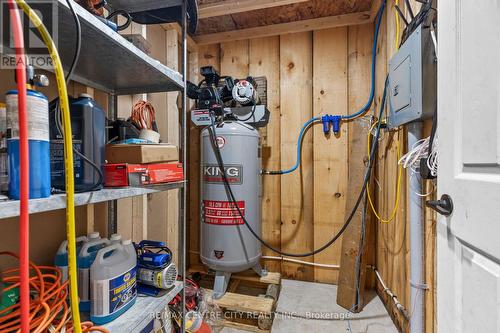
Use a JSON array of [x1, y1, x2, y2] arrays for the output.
[[50, 94, 106, 192]]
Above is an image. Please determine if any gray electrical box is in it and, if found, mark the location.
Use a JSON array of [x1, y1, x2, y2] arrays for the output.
[[387, 24, 437, 129]]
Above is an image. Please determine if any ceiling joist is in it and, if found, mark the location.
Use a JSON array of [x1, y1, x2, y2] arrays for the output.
[[161, 23, 198, 52], [198, 0, 309, 19], [194, 10, 372, 45]]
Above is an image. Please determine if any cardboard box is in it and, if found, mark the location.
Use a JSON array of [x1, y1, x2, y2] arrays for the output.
[[104, 163, 184, 187], [105, 144, 178, 164]]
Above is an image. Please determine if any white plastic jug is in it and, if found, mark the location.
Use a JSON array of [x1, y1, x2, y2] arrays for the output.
[[54, 235, 88, 282], [88, 232, 100, 240], [109, 233, 122, 244], [78, 237, 110, 312], [90, 240, 137, 324]]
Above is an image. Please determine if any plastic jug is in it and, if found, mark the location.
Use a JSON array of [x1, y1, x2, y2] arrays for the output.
[[78, 236, 110, 312], [50, 94, 106, 191], [90, 240, 137, 324], [109, 234, 122, 244], [88, 232, 100, 241], [54, 235, 88, 282]]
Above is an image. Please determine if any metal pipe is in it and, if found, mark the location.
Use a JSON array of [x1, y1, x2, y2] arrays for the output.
[[408, 122, 425, 333], [108, 94, 118, 236], [181, 0, 188, 332], [368, 265, 410, 320]]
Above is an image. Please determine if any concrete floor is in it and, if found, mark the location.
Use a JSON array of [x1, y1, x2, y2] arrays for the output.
[[221, 279, 398, 333]]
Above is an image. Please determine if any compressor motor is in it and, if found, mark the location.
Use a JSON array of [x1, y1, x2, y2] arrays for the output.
[[188, 67, 270, 299]]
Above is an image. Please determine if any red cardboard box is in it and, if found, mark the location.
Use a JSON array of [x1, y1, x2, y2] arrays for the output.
[[104, 163, 184, 187]]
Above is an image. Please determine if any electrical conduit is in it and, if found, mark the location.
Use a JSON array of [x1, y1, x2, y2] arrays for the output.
[[408, 122, 425, 333], [14, 1, 81, 331], [7, 1, 29, 331]]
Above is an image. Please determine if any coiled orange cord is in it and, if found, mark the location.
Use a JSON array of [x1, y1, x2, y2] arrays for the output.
[[0, 252, 109, 333], [130, 100, 156, 130]]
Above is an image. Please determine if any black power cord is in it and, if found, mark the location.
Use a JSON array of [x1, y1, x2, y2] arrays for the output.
[[106, 9, 132, 31], [206, 78, 388, 258], [54, 100, 104, 193], [65, 0, 81, 85], [236, 101, 257, 122], [399, 0, 435, 46], [55, 1, 104, 193]]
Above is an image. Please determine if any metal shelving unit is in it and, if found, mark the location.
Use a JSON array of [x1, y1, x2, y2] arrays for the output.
[[106, 0, 183, 14], [1, 1, 189, 331], [0, 181, 185, 220], [0, 0, 184, 94], [103, 282, 184, 332]]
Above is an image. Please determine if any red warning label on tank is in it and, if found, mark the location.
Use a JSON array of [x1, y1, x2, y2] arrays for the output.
[[203, 200, 245, 225]]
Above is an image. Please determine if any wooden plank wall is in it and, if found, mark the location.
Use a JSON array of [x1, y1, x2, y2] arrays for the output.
[[336, 22, 375, 309], [249, 37, 281, 274], [144, 24, 181, 266], [373, 1, 437, 333], [188, 26, 378, 284], [118, 23, 196, 267], [279, 32, 314, 281], [188, 3, 437, 332]]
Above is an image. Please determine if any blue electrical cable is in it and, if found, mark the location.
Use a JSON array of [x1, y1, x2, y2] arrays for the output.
[[342, 0, 386, 120], [263, 0, 386, 175]]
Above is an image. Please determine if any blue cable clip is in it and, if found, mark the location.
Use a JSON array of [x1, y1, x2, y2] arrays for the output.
[[331, 115, 341, 135], [321, 115, 331, 134], [321, 115, 342, 135]]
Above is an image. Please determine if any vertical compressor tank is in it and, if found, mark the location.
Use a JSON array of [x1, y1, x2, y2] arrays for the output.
[[200, 121, 262, 273]]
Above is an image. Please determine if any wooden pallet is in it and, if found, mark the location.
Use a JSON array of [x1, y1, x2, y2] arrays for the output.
[[190, 266, 281, 332]]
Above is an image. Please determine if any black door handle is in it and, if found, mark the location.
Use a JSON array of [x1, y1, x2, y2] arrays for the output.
[[426, 194, 454, 216]]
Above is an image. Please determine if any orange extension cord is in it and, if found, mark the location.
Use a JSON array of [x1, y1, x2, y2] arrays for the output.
[[130, 100, 156, 130], [0, 252, 109, 333]]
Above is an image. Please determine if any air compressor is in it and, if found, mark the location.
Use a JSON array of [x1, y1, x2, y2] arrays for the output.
[[188, 66, 269, 299]]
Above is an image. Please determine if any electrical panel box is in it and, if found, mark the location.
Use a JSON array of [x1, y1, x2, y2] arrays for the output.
[[387, 24, 437, 129]]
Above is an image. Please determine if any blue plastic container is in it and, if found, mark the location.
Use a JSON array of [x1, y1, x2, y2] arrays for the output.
[[55, 235, 89, 282], [49, 94, 106, 192], [78, 236, 110, 312], [6, 89, 51, 199]]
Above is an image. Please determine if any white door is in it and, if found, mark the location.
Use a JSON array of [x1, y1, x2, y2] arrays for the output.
[[438, 1, 500, 332]]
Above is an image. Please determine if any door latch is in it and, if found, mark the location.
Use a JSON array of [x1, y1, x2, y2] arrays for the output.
[[426, 194, 454, 216]]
